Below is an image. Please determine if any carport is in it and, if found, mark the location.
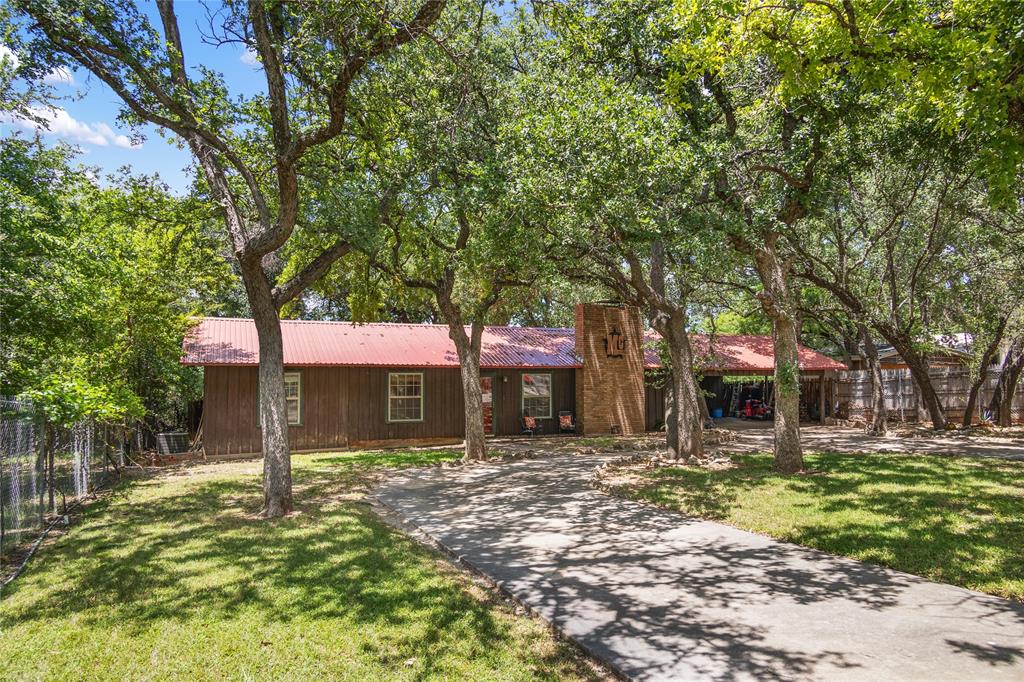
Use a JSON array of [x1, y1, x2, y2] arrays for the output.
[[644, 334, 847, 429]]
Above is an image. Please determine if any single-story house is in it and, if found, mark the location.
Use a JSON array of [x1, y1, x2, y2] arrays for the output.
[[182, 303, 846, 456], [847, 333, 978, 371]]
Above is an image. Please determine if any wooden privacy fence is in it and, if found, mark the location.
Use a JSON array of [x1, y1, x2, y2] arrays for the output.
[[837, 367, 1024, 424]]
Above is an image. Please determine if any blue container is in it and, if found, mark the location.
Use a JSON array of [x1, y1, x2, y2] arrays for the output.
[[711, 407, 724, 419]]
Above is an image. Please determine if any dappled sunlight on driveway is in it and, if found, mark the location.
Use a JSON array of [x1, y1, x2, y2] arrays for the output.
[[378, 453, 1024, 681]]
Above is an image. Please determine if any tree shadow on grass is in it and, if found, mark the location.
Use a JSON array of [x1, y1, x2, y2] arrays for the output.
[[0, 454, 595, 679], [626, 451, 1024, 600], [782, 453, 1024, 599], [622, 455, 772, 520], [378, 453, 1024, 680]]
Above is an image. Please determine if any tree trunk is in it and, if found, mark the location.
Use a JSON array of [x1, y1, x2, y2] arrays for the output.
[[751, 240, 803, 473], [899, 351, 947, 430], [963, 320, 1006, 427], [662, 315, 704, 461], [664, 380, 679, 454], [697, 383, 711, 423], [859, 324, 887, 434], [646, 239, 702, 460], [240, 259, 292, 518], [448, 321, 487, 461], [990, 340, 1024, 426], [771, 315, 804, 472], [997, 360, 1024, 426], [859, 326, 946, 429], [963, 377, 985, 427]]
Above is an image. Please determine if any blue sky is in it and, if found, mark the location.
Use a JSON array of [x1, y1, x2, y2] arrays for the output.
[[1, 2, 265, 194]]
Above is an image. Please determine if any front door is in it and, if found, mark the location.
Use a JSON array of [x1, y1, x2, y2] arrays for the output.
[[481, 375, 495, 435]]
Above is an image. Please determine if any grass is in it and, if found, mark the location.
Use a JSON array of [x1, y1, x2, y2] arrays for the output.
[[614, 452, 1024, 600], [0, 449, 602, 681]]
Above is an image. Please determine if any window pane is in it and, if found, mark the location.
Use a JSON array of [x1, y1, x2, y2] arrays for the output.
[[389, 374, 423, 421], [390, 396, 422, 421], [522, 374, 551, 399], [284, 373, 301, 424], [522, 374, 552, 418], [390, 374, 422, 397], [524, 396, 551, 418]]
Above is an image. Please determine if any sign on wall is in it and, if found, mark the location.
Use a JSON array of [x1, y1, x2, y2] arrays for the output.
[[604, 324, 626, 357]]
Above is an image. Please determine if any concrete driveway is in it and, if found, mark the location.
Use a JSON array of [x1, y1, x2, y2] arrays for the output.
[[376, 453, 1024, 681]]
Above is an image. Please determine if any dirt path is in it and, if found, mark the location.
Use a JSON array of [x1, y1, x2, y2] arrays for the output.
[[715, 419, 1024, 460]]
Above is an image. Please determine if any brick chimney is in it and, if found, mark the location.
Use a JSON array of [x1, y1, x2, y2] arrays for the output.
[[574, 303, 646, 435]]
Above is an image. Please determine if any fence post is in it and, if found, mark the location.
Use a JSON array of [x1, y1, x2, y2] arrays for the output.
[[46, 422, 54, 514]]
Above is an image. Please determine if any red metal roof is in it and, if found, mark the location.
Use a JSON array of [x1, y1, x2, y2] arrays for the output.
[[181, 318, 579, 369], [642, 331, 847, 372], [182, 317, 846, 372]]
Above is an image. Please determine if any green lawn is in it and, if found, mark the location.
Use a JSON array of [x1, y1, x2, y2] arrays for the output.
[[0, 450, 601, 681], [613, 452, 1024, 600]]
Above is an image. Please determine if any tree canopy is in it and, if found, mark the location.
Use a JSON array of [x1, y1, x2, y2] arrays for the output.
[[3, 0, 1022, 504]]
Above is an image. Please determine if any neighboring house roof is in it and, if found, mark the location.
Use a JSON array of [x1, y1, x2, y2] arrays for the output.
[[874, 333, 972, 363], [182, 317, 847, 372]]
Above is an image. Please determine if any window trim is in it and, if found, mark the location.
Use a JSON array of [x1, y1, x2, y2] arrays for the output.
[[521, 372, 553, 419], [480, 372, 497, 436], [387, 371, 424, 423], [283, 370, 302, 426], [257, 369, 303, 427]]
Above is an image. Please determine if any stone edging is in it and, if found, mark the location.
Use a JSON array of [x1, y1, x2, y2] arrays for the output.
[[590, 447, 737, 494], [591, 453, 664, 494], [418, 446, 578, 470]]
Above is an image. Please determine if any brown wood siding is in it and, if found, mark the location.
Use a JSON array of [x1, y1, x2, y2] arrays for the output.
[[202, 366, 577, 455], [491, 369, 576, 436], [645, 383, 666, 432]]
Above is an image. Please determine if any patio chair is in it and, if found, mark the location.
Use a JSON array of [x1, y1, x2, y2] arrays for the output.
[[521, 414, 542, 437], [558, 411, 576, 434]]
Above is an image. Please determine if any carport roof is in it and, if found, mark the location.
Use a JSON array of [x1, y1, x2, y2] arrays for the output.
[[663, 332, 848, 373], [182, 317, 846, 372]]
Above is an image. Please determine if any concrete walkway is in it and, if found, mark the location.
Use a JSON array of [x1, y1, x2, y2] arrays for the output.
[[376, 454, 1024, 681]]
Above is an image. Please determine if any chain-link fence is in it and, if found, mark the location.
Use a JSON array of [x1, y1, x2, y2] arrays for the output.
[[1, 398, 123, 560]]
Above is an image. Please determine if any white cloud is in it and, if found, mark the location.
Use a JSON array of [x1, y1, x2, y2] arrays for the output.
[[0, 44, 20, 69], [1, 106, 140, 149], [241, 48, 260, 66], [2, 44, 76, 86], [43, 66, 75, 86]]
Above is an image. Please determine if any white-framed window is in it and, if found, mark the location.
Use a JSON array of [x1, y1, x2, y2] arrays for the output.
[[284, 371, 302, 425], [257, 370, 302, 426], [522, 373, 552, 419], [388, 372, 424, 422]]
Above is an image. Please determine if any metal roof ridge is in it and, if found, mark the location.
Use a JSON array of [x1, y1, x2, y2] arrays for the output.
[[195, 316, 575, 333]]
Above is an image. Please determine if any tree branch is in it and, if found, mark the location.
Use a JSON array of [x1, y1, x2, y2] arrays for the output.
[[272, 240, 353, 308]]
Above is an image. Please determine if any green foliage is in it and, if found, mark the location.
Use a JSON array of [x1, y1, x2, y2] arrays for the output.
[[0, 137, 232, 425], [775, 360, 799, 397], [669, 0, 1024, 198], [797, 126, 1023, 361], [700, 309, 772, 336], [298, 4, 557, 326], [21, 373, 143, 426]]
